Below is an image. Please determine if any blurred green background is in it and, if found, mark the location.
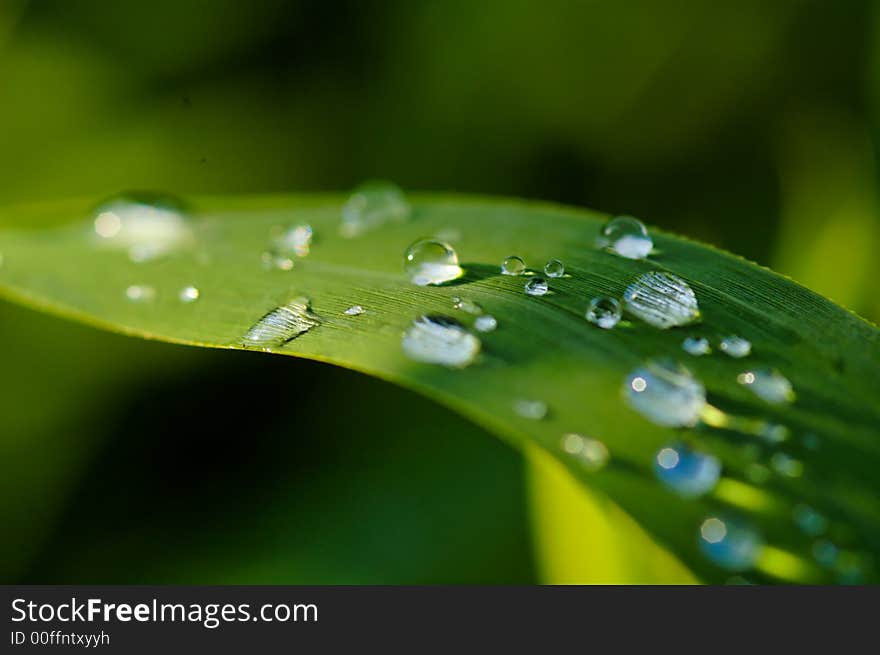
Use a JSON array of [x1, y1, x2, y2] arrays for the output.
[[2, 0, 878, 583]]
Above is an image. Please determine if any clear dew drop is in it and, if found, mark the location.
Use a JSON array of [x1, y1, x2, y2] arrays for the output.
[[404, 239, 463, 286], [474, 314, 498, 332], [561, 433, 609, 472], [682, 336, 711, 356], [269, 223, 313, 260], [793, 504, 827, 537], [341, 180, 410, 237], [93, 192, 194, 262], [524, 277, 549, 296], [241, 297, 319, 350], [597, 215, 653, 259], [544, 258, 565, 278], [178, 285, 200, 303], [401, 315, 480, 368], [623, 271, 700, 329], [699, 516, 763, 571], [654, 442, 721, 498], [451, 296, 483, 315], [720, 336, 752, 358], [344, 305, 365, 316], [125, 284, 156, 302], [737, 368, 795, 405], [514, 398, 548, 420], [501, 255, 526, 276], [585, 296, 622, 329], [625, 360, 706, 427]]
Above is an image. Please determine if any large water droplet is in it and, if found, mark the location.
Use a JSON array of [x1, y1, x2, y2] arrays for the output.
[[720, 336, 752, 358], [682, 336, 711, 356], [242, 297, 319, 350], [623, 271, 700, 328], [341, 181, 410, 237], [501, 255, 526, 276], [404, 239, 463, 286], [737, 368, 795, 404], [585, 296, 622, 329], [598, 215, 653, 259], [178, 285, 200, 303], [514, 398, 548, 420], [401, 315, 480, 368], [125, 284, 156, 302], [625, 360, 706, 427], [474, 314, 498, 332], [544, 259, 565, 278], [654, 443, 721, 498], [524, 277, 549, 296], [561, 433, 609, 472], [93, 192, 194, 262], [699, 516, 763, 571]]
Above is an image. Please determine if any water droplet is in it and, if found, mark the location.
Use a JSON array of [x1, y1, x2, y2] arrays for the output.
[[759, 423, 790, 444], [242, 297, 319, 350], [654, 443, 721, 498], [269, 223, 313, 259], [770, 452, 803, 477], [525, 277, 549, 296], [474, 315, 498, 332], [262, 251, 294, 271], [501, 255, 526, 276], [720, 336, 752, 358], [585, 296, 622, 329], [813, 540, 839, 568], [625, 360, 706, 427], [682, 336, 711, 356], [623, 271, 700, 329], [598, 215, 653, 259], [544, 258, 565, 277], [341, 181, 410, 237], [514, 399, 548, 420], [344, 305, 365, 316], [793, 504, 827, 536], [401, 315, 480, 368], [125, 284, 156, 302], [737, 369, 795, 405], [561, 433, 609, 471], [93, 192, 194, 262], [404, 239, 463, 286], [699, 516, 763, 571], [178, 285, 200, 303], [451, 297, 483, 315]]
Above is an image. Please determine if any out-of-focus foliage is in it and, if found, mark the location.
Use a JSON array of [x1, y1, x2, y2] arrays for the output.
[[1, 0, 878, 583]]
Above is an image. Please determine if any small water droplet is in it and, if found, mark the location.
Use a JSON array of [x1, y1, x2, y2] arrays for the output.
[[793, 504, 827, 536], [654, 443, 721, 498], [544, 258, 565, 278], [262, 251, 294, 271], [682, 336, 711, 356], [699, 516, 763, 571], [401, 315, 480, 368], [178, 285, 200, 303], [737, 368, 795, 405], [344, 305, 365, 316], [524, 277, 549, 296], [720, 336, 752, 358], [341, 181, 410, 237], [625, 360, 706, 427], [770, 452, 803, 478], [802, 433, 821, 451], [451, 296, 483, 314], [623, 271, 700, 329], [759, 423, 790, 444], [93, 192, 194, 262], [561, 433, 609, 471], [598, 215, 653, 259], [270, 223, 313, 259], [404, 239, 463, 286], [501, 255, 526, 276], [242, 297, 319, 350], [585, 296, 622, 329], [474, 314, 498, 332], [813, 540, 839, 568], [125, 284, 156, 302], [514, 398, 548, 420]]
